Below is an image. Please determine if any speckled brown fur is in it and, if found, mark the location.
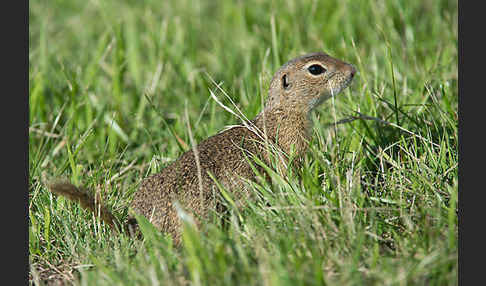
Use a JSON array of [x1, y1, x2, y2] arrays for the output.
[[130, 125, 267, 242], [48, 52, 356, 244]]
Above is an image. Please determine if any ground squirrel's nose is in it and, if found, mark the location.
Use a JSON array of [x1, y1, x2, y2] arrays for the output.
[[348, 64, 356, 78]]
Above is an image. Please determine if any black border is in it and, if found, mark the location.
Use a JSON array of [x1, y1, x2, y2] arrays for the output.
[[458, 1, 473, 285], [10, 0, 29, 284]]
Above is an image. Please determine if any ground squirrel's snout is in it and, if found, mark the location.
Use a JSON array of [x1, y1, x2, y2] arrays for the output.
[[337, 62, 356, 82], [348, 64, 357, 79], [343, 64, 357, 87]]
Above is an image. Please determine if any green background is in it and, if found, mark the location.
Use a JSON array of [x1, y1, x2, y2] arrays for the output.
[[29, 0, 457, 285]]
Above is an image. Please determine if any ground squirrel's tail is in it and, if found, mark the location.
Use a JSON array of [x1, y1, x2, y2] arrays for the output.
[[47, 181, 137, 235]]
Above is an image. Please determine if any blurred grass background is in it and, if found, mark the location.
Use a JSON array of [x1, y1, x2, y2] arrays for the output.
[[29, 0, 457, 285]]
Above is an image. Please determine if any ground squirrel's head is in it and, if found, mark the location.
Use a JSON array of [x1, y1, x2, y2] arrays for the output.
[[265, 52, 356, 113]]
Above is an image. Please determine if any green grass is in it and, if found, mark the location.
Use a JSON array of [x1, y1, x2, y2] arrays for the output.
[[29, 0, 458, 285]]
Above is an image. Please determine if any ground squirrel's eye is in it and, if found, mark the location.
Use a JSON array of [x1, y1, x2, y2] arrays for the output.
[[307, 64, 326, 75]]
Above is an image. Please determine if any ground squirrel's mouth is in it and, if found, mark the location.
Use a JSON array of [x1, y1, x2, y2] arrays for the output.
[[309, 71, 354, 110], [338, 75, 354, 93], [330, 70, 355, 97]]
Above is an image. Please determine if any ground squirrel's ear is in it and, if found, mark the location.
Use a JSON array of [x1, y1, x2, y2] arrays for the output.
[[282, 74, 290, 90]]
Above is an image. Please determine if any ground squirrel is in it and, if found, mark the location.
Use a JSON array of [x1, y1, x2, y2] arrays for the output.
[[49, 52, 356, 244]]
